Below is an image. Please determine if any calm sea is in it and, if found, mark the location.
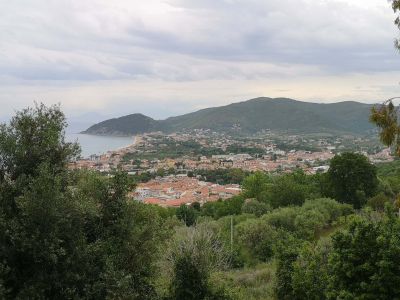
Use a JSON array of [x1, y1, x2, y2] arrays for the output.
[[66, 133, 134, 158]]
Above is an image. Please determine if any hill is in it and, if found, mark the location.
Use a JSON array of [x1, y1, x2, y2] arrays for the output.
[[82, 113, 159, 136], [82, 97, 376, 136]]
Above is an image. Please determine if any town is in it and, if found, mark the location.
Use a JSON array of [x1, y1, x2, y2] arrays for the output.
[[68, 130, 393, 207]]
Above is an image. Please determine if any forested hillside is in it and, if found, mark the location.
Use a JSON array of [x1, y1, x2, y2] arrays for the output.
[[83, 97, 375, 136]]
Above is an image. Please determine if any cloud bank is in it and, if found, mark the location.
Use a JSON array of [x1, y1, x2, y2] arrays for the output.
[[0, 0, 400, 123]]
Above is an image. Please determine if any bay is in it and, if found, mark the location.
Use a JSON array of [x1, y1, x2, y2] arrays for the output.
[[66, 133, 134, 158]]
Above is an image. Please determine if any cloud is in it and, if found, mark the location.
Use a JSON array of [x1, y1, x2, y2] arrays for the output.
[[0, 0, 399, 119]]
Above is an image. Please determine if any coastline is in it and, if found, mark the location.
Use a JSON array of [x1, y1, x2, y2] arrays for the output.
[[67, 133, 136, 158]]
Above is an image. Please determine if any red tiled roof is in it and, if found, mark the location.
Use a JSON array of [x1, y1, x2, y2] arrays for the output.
[[165, 199, 190, 207], [144, 198, 164, 205]]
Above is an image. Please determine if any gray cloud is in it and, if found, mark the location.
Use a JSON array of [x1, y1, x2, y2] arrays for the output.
[[0, 0, 400, 119]]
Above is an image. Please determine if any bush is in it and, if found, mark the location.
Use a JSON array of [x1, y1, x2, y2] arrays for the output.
[[241, 199, 271, 217], [268, 176, 306, 208], [291, 239, 331, 300], [164, 223, 231, 300], [367, 192, 392, 212], [327, 211, 400, 299]]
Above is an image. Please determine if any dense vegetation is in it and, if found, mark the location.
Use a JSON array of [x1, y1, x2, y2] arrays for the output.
[[84, 97, 375, 136], [2, 104, 400, 299]]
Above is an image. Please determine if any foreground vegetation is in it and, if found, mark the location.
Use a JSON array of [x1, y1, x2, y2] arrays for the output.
[[2, 104, 400, 299]]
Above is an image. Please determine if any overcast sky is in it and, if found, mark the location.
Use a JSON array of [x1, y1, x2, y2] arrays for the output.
[[1, 0, 400, 124]]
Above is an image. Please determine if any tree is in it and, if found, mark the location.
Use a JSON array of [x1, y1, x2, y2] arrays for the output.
[[236, 218, 288, 262], [327, 210, 400, 299], [367, 192, 392, 212], [327, 152, 378, 208], [370, 100, 400, 155], [201, 196, 245, 219], [275, 237, 302, 300], [0, 104, 167, 299], [0, 103, 79, 182], [269, 176, 306, 208], [291, 239, 331, 300], [393, 0, 400, 49], [241, 199, 271, 217], [241, 171, 269, 202], [176, 204, 198, 226], [165, 223, 230, 300]]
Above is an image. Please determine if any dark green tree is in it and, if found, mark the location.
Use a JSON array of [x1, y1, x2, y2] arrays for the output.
[[327, 210, 400, 299], [176, 204, 198, 226], [241, 199, 271, 217], [275, 238, 301, 300], [241, 171, 269, 201], [201, 196, 244, 219], [327, 152, 378, 208], [166, 224, 230, 300], [0, 104, 166, 299], [291, 239, 331, 300], [269, 176, 306, 208]]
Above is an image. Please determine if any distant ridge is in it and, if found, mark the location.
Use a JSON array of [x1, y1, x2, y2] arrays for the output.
[[82, 97, 376, 136]]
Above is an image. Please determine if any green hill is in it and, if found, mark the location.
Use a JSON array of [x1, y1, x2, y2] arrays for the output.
[[82, 113, 159, 136], [82, 97, 376, 136]]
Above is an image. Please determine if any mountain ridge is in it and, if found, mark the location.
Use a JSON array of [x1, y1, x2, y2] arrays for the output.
[[82, 97, 376, 136]]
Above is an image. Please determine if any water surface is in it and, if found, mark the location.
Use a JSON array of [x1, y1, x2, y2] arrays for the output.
[[66, 133, 134, 158]]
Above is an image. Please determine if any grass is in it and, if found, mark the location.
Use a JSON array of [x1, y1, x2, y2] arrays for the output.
[[211, 262, 276, 300]]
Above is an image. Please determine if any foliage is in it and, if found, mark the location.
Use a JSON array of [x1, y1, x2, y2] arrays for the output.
[[0, 105, 168, 299], [291, 239, 331, 300], [275, 237, 301, 300], [327, 152, 378, 208], [236, 198, 352, 265], [241, 199, 271, 217], [0, 103, 80, 182], [393, 0, 400, 49], [201, 196, 245, 220], [236, 219, 291, 262], [164, 223, 231, 300], [327, 210, 400, 299], [176, 204, 198, 226], [241, 171, 270, 202], [211, 263, 276, 300], [268, 175, 307, 208], [367, 192, 392, 212]]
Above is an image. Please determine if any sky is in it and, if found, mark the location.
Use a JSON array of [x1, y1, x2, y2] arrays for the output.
[[1, 0, 400, 126]]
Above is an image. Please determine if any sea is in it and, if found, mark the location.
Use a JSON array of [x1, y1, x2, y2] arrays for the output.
[[66, 133, 135, 158]]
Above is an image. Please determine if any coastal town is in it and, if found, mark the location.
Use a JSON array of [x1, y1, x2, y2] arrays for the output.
[[68, 131, 394, 207], [132, 175, 241, 207]]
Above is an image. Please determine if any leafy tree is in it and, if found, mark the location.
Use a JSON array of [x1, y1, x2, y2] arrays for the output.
[[291, 239, 331, 300], [176, 204, 198, 226], [0, 104, 167, 299], [269, 176, 306, 208], [241, 199, 271, 217], [327, 152, 378, 208], [165, 223, 230, 300], [201, 196, 244, 220], [327, 210, 400, 299], [0, 103, 80, 181], [241, 171, 269, 202], [370, 100, 400, 155], [236, 218, 290, 262], [393, 0, 400, 49], [367, 192, 392, 212], [275, 237, 301, 300]]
